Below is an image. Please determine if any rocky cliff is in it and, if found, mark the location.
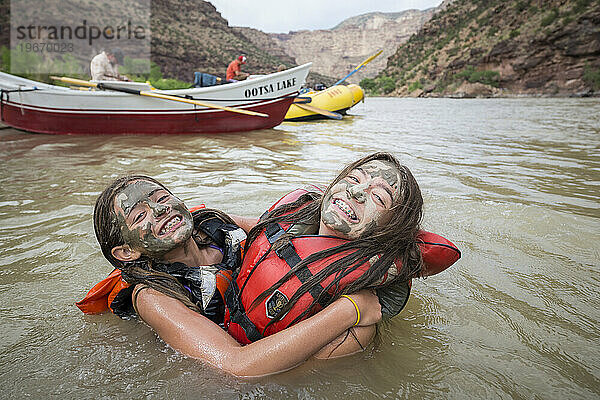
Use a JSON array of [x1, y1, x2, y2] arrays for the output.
[[379, 0, 600, 97], [1, 0, 433, 86], [265, 9, 435, 84], [150, 0, 289, 80], [4, 0, 597, 97], [231, 26, 338, 86]]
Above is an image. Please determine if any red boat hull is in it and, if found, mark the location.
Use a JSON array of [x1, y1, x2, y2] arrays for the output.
[[0, 96, 294, 135]]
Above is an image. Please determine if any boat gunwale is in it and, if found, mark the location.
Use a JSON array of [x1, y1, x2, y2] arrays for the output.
[[0, 63, 312, 98]]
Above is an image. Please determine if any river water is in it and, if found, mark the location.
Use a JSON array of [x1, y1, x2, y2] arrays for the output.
[[0, 97, 598, 399]]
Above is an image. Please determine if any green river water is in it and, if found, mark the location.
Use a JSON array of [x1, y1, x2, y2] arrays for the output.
[[0, 97, 598, 398]]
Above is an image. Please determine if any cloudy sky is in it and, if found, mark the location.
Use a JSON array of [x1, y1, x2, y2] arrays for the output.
[[209, 0, 444, 33]]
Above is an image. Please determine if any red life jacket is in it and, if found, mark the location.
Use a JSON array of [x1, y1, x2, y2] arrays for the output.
[[223, 188, 461, 344]]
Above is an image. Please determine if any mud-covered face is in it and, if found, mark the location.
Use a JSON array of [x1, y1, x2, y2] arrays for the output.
[[113, 180, 194, 258], [321, 159, 401, 239]]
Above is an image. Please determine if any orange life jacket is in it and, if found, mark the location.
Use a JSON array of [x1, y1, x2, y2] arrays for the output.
[[76, 268, 130, 314], [223, 188, 461, 344]]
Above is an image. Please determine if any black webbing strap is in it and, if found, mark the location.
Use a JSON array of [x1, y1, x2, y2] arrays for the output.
[[265, 223, 331, 308], [224, 280, 263, 342], [265, 222, 286, 244]]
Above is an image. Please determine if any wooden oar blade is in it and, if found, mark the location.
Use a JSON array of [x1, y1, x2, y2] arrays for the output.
[[51, 76, 98, 88], [296, 103, 342, 120], [293, 96, 312, 104]]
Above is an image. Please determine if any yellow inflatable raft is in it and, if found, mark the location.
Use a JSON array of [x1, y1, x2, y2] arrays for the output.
[[285, 84, 364, 121]]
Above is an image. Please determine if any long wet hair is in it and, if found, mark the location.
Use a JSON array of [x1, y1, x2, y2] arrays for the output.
[[244, 152, 424, 330], [94, 175, 232, 313]]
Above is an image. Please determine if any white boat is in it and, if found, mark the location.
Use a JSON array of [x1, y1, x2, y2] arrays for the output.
[[0, 63, 311, 134]]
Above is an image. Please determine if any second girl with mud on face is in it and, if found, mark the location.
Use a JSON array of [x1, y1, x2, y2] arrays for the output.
[[225, 152, 433, 344]]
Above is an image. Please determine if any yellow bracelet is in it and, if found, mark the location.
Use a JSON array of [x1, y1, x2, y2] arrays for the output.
[[341, 295, 360, 326]]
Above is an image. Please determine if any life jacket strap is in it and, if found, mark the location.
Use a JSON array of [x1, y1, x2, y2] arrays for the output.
[[265, 223, 331, 309], [224, 278, 264, 342]]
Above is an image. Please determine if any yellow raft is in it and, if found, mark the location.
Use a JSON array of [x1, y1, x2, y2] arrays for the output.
[[284, 84, 364, 121]]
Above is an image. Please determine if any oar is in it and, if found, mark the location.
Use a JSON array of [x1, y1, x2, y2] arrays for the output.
[[293, 96, 312, 104], [333, 49, 383, 86], [295, 103, 342, 120], [50, 76, 269, 118]]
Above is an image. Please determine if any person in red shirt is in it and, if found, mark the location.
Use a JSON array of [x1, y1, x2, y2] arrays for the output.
[[226, 55, 249, 81]]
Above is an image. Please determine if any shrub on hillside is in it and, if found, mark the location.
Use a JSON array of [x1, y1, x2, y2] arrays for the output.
[[359, 78, 377, 92], [378, 76, 396, 94], [408, 81, 423, 92], [573, 0, 591, 14], [359, 76, 396, 95], [541, 8, 559, 26], [456, 65, 500, 87], [151, 78, 192, 90], [583, 65, 600, 90], [120, 60, 191, 89]]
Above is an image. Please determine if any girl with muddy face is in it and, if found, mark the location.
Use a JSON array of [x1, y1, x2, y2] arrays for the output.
[[95, 176, 201, 267], [94, 175, 229, 314], [111, 180, 194, 260], [245, 152, 424, 329], [320, 158, 403, 239]]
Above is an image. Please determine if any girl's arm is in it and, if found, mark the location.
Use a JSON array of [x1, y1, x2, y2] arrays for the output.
[[313, 325, 376, 359], [228, 215, 259, 233], [134, 288, 381, 378]]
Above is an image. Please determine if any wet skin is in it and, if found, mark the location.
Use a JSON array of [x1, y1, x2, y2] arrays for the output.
[[114, 181, 194, 258], [320, 160, 401, 239]]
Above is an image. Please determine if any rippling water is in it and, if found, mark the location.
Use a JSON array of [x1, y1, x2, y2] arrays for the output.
[[0, 97, 598, 398]]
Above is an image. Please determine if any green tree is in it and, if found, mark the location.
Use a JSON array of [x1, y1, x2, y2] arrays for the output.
[[0, 46, 10, 72], [583, 65, 600, 90], [541, 8, 559, 26], [359, 78, 377, 92], [377, 76, 396, 94]]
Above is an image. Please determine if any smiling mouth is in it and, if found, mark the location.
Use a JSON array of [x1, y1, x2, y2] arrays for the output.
[[158, 215, 182, 236], [333, 198, 358, 222]]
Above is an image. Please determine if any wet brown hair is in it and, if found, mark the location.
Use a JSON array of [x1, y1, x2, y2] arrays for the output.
[[244, 152, 424, 331]]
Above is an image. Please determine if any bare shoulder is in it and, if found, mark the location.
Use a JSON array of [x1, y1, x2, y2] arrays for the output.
[[132, 285, 168, 313]]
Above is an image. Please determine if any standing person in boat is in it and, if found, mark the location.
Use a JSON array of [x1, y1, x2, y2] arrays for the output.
[[226, 55, 249, 82], [77, 175, 382, 377], [90, 48, 131, 81]]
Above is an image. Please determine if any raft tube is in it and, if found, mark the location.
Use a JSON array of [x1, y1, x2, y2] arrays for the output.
[[285, 84, 364, 121]]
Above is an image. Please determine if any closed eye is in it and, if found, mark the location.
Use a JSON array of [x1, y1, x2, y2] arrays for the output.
[[133, 211, 146, 224], [157, 194, 169, 203]]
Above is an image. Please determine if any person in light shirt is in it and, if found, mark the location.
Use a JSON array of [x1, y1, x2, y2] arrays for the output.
[[90, 48, 130, 81]]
